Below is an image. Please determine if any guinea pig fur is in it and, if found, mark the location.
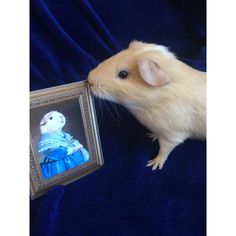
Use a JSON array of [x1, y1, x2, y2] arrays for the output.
[[88, 41, 206, 170]]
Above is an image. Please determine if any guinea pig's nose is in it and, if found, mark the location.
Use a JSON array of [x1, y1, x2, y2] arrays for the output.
[[88, 78, 92, 83], [88, 80, 93, 87], [88, 76, 95, 86]]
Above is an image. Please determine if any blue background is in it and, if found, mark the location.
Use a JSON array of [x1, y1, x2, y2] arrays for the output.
[[30, 0, 206, 235]]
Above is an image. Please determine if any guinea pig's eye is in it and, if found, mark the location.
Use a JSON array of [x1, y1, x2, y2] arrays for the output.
[[118, 70, 129, 79], [49, 117, 53, 120]]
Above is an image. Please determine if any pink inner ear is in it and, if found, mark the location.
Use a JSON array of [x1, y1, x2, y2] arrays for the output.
[[138, 60, 170, 87]]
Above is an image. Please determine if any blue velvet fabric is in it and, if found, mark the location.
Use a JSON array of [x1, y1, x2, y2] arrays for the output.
[[30, 0, 206, 235]]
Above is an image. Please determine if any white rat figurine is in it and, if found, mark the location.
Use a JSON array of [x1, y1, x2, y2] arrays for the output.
[[88, 41, 206, 170]]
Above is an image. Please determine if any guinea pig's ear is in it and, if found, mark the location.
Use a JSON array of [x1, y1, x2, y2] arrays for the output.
[[138, 60, 170, 87]]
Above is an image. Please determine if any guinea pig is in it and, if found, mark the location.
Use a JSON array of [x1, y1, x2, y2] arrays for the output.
[[88, 41, 206, 170], [40, 111, 66, 134]]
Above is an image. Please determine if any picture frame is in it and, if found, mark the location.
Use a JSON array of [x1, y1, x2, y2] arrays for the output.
[[30, 81, 104, 199]]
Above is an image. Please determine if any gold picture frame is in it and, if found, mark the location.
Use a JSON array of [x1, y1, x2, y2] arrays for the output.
[[30, 81, 103, 199]]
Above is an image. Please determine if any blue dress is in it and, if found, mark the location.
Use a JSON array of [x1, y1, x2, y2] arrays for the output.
[[38, 131, 90, 180]]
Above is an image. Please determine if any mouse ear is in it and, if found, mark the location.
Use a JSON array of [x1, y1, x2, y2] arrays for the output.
[[138, 60, 170, 87]]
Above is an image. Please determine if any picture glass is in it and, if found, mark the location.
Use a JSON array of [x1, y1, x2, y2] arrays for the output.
[[30, 98, 90, 180]]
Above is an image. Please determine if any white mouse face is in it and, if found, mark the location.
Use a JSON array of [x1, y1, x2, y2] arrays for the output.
[[40, 111, 66, 134]]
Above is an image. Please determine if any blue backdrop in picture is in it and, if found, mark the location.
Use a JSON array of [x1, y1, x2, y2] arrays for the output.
[[30, 0, 206, 236]]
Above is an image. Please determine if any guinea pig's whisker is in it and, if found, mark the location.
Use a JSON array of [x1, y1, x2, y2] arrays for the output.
[[94, 90, 103, 121], [100, 92, 118, 122], [94, 97, 101, 122], [99, 97, 104, 122], [106, 94, 121, 123], [94, 83, 103, 95], [109, 101, 121, 128], [93, 86, 121, 123], [102, 92, 121, 124], [102, 99, 117, 121], [98, 90, 106, 121]]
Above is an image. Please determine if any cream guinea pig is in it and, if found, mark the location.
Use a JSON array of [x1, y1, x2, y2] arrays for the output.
[[40, 111, 66, 134], [88, 41, 206, 170]]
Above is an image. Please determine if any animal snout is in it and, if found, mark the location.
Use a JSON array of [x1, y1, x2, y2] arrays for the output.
[[88, 76, 96, 92], [88, 73, 94, 83], [88, 78, 94, 85], [88, 80, 96, 89], [88, 73, 98, 87]]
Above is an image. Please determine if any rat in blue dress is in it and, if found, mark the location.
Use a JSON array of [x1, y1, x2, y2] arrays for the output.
[[38, 111, 90, 180]]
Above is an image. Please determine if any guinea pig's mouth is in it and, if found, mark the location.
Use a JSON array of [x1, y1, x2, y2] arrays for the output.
[[89, 82, 112, 100], [89, 82, 101, 95]]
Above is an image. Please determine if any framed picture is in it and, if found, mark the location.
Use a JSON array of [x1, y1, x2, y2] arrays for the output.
[[30, 81, 103, 199]]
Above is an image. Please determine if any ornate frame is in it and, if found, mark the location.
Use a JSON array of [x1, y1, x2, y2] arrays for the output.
[[30, 81, 103, 199]]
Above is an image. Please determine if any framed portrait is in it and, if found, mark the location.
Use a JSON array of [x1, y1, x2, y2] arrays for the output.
[[30, 81, 104, 199]]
